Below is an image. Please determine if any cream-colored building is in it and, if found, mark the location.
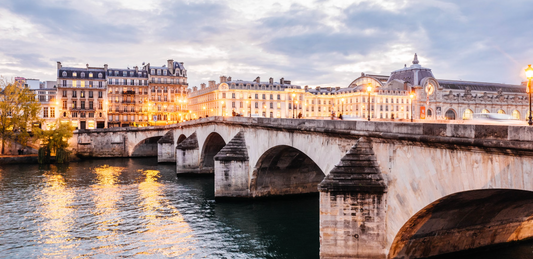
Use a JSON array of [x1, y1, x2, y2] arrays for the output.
[[188, 76, 304, 119]]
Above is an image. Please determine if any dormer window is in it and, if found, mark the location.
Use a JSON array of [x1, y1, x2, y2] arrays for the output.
[[163, 70, 167, 75], [151, 69, 155, 74], [108, 71, 112, 76], [114, 71, 119, 76], [81, 72, 85, 78], [157, 69, 161, 75], [72, 72, 77, 77], [123, 71, 127, 76], [98, 73, 102, 78], [130, 71, 134, 76], [62, 71, 67, 77], [89, 73, 93, 78]]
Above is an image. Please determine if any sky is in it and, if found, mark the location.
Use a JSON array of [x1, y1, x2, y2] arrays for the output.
[[1, 0, 532, 88]]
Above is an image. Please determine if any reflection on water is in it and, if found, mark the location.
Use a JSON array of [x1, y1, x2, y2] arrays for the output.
[[0, 158, 319, 258]]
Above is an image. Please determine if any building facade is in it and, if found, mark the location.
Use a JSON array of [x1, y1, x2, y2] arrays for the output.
[[56, 62, 108, 129], [56, 59, 188, 129], [188, 76, 304, 119]]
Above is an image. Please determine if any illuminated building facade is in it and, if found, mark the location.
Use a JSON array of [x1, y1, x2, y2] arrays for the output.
[[188, 76, 304, 119], [56, 62, 108, 129]]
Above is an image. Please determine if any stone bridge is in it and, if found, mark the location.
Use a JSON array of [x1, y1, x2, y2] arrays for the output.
[[74, 117, 533, 258]]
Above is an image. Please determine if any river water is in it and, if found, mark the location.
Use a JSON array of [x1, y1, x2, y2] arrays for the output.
[[2, 158, 533, 259], [0, 158, 318, 258]]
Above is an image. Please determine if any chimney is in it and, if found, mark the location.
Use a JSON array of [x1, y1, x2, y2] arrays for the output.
[[227, 76, 232, 81], [209, 80, 216, 88], [335, 87, 340, 91], [220, 76, 227, 83], [168, 59, 174, 74], [201, 83, 206, 89], [255, 76, 260, 83], [193, 86, 198, 91], [134, 66, 139, 73], [327, 87, 332, 92], [304, 85, 308, 90], [104, 64, 108, 71], [57, 61, 62, 69], [316, 86, 321, 91], [280, 77, 284, 84], [86, 63, 89, 68], [269, 77, 274, 84]]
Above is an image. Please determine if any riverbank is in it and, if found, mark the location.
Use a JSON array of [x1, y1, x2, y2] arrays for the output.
[[0, 154, 39, 165]]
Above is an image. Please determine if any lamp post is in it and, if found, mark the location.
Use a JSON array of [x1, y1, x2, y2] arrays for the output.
[[341, 98, 345, 116], [249, 96, 252, 117], [410, 92, 415, 122], [367, 84, 372, 121], [292, 93, 296, 119], [526, 65, 533, 125]]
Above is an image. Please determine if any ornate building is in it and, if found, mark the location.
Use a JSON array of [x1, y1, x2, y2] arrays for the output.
[[349, 54, 528, 121], [188, 76, 304, 119], [56, 62, 108, 129]]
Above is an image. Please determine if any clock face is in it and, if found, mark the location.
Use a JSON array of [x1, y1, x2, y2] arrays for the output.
[[425, 84, 434, 95], [219, 83, 228, 90]]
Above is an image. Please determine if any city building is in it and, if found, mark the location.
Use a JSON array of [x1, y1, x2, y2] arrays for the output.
[[56, 62, 108, 129], [188, 76, 304, 119], [349, 54, 528, 120]]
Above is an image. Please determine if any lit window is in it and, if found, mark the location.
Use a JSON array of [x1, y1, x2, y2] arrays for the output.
[[72, 72, 77, 77]]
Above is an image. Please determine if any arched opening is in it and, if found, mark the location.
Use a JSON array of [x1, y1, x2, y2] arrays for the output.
[[131, 136, 162, 157], [176, 134, 186, 145], [444, 109, 456, 120], [497, 109, 506, 114], [513, 110, 521, 120], [389, 189, 533, 259], [200, 132, 226, 171], [481, 109, 490, 114], [252, 145, 325, 197], [427, 109, 433, 119], [462, 108, 473, 120]]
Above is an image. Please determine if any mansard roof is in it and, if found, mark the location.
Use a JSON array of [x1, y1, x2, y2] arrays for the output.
[[108, 68, 148, 78], [227, 80, 301, 89], [436, 79, 525, 93]]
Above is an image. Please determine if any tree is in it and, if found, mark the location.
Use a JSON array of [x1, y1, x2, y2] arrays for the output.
[[0, 78, 41, 154], [34, 121, 74, 163]]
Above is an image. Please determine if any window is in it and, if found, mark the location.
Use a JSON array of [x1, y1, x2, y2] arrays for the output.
[[463, 109, 473, 120], [62, 90, 67, 97], [98, 101, 103, 109], [81, 101, 85, 109], [163, 70, 167, 75], [62, 71, 67, 77], [277, 94, 280, 100], [232, 102, 236, 108], [89, 101, 93, 109], [63, 80, 66, 87], [72, 91, 77, 97], [157, 69, 161, 75], [98, 73, 102, 78], [81, 72, 85, 78], [512, 110, 520, 120], [72, 101, 77, 109], [240, 102, 243, 108], [445, 109, 456, 120], [89, 91, 93, 98], [63, 101, 67, 109], [255, 102, 258, 108], [50, 107, 55, 118], [72, 112, 77, 118], [232, 93, 235, 99], [98, 91, 102, 98], [151, 69, 155, 74], [262, 94, 265, 99], [72, 72, 77, 77], [43, 107, 48, 118], [80, 91, 85, 98], [270, 103, 273, 108]]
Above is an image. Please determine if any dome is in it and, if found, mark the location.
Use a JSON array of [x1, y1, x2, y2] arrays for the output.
[[387, 53, 435, 86]]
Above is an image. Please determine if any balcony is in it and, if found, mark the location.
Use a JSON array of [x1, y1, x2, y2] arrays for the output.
[[122, 90, 136, 95], [121, 100, 135, 104], [69, 107, 95, 111]]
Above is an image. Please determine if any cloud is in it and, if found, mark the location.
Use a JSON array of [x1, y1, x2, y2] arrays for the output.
[[0, 0, 532, 88]]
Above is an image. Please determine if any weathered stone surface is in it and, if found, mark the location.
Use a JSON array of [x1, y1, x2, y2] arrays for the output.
[[214, 131, 248, 161], [157, 130, 174, 144], [176, 132, 199, 150]]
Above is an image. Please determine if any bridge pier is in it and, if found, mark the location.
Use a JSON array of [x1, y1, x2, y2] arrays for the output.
[[318, 138, 387, 259], [157, 131, 175, 163], [176, 132, 201, 174], [214, 132, 251, 198]]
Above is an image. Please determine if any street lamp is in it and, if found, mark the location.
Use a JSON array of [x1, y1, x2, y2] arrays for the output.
[[292, 93, 296, 119], [526, 65, 533, 125], [410, 92, 415, 122], [249, 96, 252, 117], [341, 98, 345, 116], [367, 84, 372, 121]]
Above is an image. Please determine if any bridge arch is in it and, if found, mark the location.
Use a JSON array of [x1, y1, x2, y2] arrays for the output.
[[251, 145, 325, 197], [132, 136, 162, 157], [388, 189, 533, 258], [176, 134, 187, 144], [200, 132, 226, 172]]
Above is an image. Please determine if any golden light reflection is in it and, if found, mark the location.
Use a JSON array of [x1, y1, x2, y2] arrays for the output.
[[91, 165, 125, 255], [136, 169, 196, 257], [37, 170, 76, 256]]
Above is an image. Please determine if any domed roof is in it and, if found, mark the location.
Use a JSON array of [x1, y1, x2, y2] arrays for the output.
[[387, 53, 435, 86]]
